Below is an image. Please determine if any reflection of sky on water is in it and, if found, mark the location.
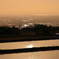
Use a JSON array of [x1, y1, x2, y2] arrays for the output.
[[0, 39, 59, 59], [25, 44, 34, 48], [0, 39, 59, 49], [0, 50, 59, 59]]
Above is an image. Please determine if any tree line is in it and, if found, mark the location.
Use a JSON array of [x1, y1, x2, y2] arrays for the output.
[[0, 24, 59, 37]]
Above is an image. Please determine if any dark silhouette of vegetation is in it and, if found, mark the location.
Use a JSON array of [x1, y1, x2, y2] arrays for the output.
[[0, 24, 59, 38], [21, 24, 59, 36], [0, 46, 59, 55], [0, 26, 21, 38]]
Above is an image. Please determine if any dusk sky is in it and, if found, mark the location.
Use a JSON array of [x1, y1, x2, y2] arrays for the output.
[[0, 0, 59, 16]]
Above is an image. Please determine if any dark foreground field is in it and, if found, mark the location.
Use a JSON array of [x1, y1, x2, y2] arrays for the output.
[[0, 36, 59, 43], [0, 36, 59, 55]]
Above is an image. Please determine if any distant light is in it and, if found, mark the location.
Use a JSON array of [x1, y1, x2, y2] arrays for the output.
[[22, 20, 26, 21], [47, 24, 50, 26], [24, 24, 29, 27], [29, 19, 33, 21], [56, 33, 59, 35], [22, 20, 29, 21], [7, 24, 12, 26], [28, 23, 33, 25], [25, 44, 34, 48]]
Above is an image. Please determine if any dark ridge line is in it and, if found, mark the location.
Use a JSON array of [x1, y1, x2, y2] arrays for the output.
[[0, 37, 59, 43], [0, 46, 59, 55]]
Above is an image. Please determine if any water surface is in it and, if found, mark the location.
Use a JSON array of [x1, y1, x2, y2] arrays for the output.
[[0, 39, 59, 59]]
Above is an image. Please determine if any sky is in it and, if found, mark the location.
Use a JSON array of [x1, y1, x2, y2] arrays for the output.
[[0, 0, 59, 16]]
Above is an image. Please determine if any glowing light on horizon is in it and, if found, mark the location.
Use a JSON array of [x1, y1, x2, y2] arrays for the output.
[[24, 24, 29, 26]]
